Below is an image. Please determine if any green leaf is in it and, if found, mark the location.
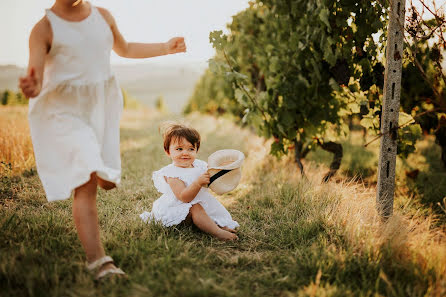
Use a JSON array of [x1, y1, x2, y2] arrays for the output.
[[297, 74, 310, 88], [347, 102, 360, 114], [323, 46, 336, 66], [397, 123, 422, 158], [265, 44, 274, 55], [287, 128, 297, 140], [326, 36, 335, 47], [234, 88, 247, 105], [209, 30, 225, 50], [319, 8, 331, 29], [280, 111, 294, 127], [233, 71, 249, 81], [340, 122, 350, 136], [269, 56, 280, 73], [360, 117, 374, 130], [277, 123, 286, 136], [398, 112, 415, 126], [270, 141, 285, 157], [329, 78, 340, 91]]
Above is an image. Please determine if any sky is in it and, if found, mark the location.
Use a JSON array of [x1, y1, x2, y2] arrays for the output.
[[1, 0, 443, 67], [0, 0, 250, 67]]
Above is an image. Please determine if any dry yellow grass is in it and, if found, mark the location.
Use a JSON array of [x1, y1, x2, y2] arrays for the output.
[[330, 176, 446, 291], [253, 156, 446, 295], [0, 106, 35, 176], [0, 105, 154, 177], [192, 112, 446, 294]]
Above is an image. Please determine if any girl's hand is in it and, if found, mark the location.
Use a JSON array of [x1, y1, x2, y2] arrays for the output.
[[19, 68, 41, 98], [196, 171, 210, 187], [165, 37, 186, 54]]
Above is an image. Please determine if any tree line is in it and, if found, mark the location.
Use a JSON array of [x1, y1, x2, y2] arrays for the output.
[[185, 0, 445, 178]]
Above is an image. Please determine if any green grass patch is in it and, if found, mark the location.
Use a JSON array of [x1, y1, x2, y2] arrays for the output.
[[1, 111, 445, 296]]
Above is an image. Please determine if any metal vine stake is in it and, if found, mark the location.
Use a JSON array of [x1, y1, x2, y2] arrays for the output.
[[376, 0, 406, 219]]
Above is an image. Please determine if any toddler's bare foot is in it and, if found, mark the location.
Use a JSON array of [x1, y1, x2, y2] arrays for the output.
[[216, 229, 238, 241], [221, 226, 237, 233]]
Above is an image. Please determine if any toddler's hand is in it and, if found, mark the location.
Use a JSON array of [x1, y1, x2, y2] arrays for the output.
[[166, 37, 186, 54], [19, 68, 41, 98], [196, 171, 210, 187]]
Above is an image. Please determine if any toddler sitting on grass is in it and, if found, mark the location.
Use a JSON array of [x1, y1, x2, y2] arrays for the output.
[[140, 122, 239, 241]]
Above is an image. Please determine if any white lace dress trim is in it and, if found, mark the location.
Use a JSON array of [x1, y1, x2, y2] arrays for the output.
[[140, 159, 239, 229]]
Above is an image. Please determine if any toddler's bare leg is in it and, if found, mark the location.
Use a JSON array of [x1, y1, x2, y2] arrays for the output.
[[189, 204, 238, 241], [221, 226, 237, 233], [73, 172, 116, 271]]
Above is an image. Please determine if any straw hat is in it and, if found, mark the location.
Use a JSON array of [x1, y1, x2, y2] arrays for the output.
[[207, 149, 245, 195]]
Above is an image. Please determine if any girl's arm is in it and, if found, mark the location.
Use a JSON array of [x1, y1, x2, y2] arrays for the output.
[[165, 172, 210, 203], [19, 17, 52, 98], [97, 7, 186, 59]]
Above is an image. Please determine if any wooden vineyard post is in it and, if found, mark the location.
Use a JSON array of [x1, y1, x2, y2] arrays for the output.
[[376, 0, 406, 218]]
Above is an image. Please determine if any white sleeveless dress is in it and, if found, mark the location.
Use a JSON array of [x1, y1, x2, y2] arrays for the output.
[[28, 4, 123, 202], [140, 159, 239, 229]]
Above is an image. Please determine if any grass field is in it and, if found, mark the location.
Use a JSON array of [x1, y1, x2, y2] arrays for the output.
[[0, 106, 445, 296], [306, 130, 446, 221], [0, 106, 35, 177]]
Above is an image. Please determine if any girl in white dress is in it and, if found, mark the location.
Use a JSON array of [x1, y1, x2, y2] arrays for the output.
[[140, 123, 239, 241], [19, 0, 186, 280]]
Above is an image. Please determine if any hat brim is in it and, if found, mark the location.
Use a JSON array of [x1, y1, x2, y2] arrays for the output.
[[208, 168, 242, 195], [207, 149, 245, 195], [208, 149, 245, 170]]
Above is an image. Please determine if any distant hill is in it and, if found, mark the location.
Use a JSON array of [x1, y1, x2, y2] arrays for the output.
[[0, 62, 205, 113], [0, 65, 25, 92], [113, 62, 204, 113]]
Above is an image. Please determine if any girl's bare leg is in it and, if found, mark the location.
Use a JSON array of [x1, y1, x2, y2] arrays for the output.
[[73, 173, 116, 272], [189, 204, 238, 241], [221, 226, 237, 233], [97, 177, 116, 190]]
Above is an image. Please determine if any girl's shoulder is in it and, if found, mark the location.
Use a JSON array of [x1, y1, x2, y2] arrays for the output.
[[30, 15, 53, 46], [95, 6, 114, 27]]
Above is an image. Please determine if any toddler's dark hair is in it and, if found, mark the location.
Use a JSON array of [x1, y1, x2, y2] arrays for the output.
[[160, 122, 201, 152]]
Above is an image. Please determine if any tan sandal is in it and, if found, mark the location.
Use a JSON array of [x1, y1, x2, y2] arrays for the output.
[[86, 256, 126, 280]]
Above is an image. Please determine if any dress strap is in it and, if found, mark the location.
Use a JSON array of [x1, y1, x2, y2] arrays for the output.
[[44, 1, 94, 25], [44, 9, 58, 25]]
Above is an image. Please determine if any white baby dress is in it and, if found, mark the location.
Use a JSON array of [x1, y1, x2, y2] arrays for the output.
[[140, 159, 239, 229], [28, 3, 123, 201]]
